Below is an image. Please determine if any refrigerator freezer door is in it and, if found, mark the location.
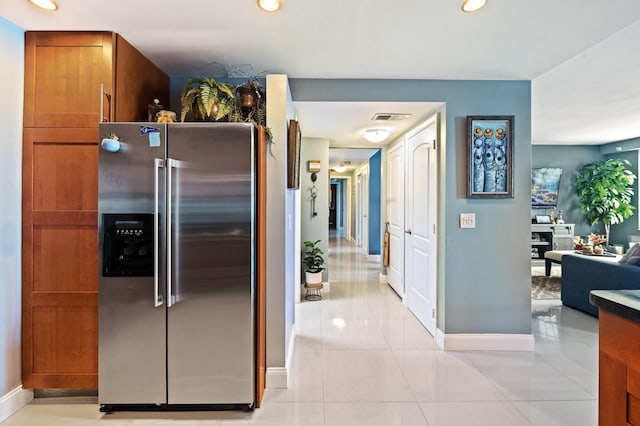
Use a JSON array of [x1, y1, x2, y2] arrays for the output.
[[98, 123, 167, 404], [167, 123, 255, 405]]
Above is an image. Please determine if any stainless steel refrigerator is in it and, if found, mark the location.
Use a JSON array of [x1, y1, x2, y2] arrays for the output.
[[98, 122, 255, 412]]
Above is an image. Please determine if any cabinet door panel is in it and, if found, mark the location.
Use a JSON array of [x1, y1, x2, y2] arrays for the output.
[[33, 226, 97, 292], [24, 32, 113, 128], [32, 306, 98, 374], [599, 351, 626, 425], [23, 126, 99, 389], [33, 143, 98, 211]]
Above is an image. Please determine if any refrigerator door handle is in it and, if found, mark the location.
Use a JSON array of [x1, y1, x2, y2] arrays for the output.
[[154, 158, 164, 307], [167, 158, 177, 307]]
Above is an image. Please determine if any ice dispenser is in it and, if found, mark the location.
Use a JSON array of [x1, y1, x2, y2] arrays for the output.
[[102, 214, 154, 277]]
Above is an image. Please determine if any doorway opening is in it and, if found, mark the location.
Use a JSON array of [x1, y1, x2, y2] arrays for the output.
[[329, 148, 381, 259]]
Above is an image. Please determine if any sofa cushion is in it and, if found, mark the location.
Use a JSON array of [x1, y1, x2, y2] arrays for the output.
[[620, 243, 640, 266], [562, 253, 640, 317]]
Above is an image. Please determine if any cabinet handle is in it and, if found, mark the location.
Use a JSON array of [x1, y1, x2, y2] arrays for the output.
[[100, 83, 112, 122]]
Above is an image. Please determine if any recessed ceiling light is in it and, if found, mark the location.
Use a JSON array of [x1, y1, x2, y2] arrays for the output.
[[362, 128, 390, 143], [257, 0, 281, 12], [28, 0, 58, 11], [461, 0, 486, 12]]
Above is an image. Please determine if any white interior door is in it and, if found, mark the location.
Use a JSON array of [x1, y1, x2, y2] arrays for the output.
[[355, 168, 369, 255], [386, 142, 405, 297], [345, 177, 352, 241], [405, 119, 438, 336], [361, 167, 369, 256], [355, 173, 363, 247]]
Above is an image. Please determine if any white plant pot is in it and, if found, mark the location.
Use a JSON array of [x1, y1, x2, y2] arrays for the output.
[[305, 271, 323, 285]]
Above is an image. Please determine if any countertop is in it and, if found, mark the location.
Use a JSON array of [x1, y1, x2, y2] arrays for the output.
[[590, 290, 640, 323]]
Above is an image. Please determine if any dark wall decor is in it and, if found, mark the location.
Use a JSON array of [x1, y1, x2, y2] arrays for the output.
[[287, 119, 302, 189], [467, 115, 514, 198]]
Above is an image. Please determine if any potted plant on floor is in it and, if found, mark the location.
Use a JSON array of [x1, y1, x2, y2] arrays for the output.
[[303, 240, 326, 285], [576, 158, 637, 247]]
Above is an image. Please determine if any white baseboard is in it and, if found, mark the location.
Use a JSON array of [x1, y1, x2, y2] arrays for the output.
[[435, 328, 445, 348], [265, 368, 288, 389], [286, 324, 296, 380], [266, 324, 297, 389], [378, 273, 387, 283], [366, 254, 382, 262], [0, 386, 33, 423], [436, 331, 535, 351]]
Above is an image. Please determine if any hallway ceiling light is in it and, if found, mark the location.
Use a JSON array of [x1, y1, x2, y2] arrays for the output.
[[461, 0, 486, 12], [257, 0, 281, 12], [362, 128, 390, 143], [28, 0, 58, 10], [333, 164, 347, 173]]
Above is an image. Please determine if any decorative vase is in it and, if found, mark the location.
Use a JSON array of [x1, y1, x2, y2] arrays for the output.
[[237, 85, 257, 109]]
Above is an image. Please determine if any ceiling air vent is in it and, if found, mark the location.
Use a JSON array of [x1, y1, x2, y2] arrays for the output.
[[371, 113, 411, 121]]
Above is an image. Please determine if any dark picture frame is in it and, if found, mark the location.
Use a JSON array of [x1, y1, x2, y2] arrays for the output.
[[287, 119, 302, 189], [467, 115, 514, 198]]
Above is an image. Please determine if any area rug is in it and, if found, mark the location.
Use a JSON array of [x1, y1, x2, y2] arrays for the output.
[[531, 276, 561, 300]]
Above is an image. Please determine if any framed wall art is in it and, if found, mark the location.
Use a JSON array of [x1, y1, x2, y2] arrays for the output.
[[467, 115, 514, 198], [287, 119, 302, 189]]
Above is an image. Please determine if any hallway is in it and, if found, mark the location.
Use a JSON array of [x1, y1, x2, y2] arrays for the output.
[[2, 236, 599, 425], [274, 236, 599, 425]]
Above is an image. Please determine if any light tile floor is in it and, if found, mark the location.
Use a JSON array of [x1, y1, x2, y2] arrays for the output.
[[2, 240, 599, 425]]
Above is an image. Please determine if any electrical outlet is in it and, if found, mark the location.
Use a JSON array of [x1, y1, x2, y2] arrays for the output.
[[460, 213, 476, 229]]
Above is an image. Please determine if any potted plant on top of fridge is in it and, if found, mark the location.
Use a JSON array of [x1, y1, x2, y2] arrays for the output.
[[303, 240, 325, 285], [180, 77, 237, 122]]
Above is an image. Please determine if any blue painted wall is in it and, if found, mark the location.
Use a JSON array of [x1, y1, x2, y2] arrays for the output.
[[533, 144, 640, 247], [368, 150, 382, 255], [531, 145, 604, 237], [0, 16, 24, 401], [290, 78, 532, 335]]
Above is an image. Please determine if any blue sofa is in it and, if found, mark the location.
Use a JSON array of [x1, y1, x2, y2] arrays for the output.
[[561, 253, 640, 317]]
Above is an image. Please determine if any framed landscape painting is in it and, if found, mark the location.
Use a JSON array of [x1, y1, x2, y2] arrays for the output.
[[467, 115, 514, 199]]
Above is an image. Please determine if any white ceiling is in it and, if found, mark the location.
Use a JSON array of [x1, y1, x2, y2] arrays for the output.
[[3, 0, 640, 147], [294, 101, 442, 148]]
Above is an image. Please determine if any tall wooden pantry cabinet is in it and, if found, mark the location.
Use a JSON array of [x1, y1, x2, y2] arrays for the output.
[[22, 31, 169, 389]]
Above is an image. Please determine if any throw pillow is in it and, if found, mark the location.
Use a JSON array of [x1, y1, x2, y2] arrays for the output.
[[619, 243, 640, 266]]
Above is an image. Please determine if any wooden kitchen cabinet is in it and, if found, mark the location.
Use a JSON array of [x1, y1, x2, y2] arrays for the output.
[[591, 290, 640, 425], [22, 31, 169, 389]]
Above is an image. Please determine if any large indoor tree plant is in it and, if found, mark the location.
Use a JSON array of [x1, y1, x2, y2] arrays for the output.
[[576, 158, 637, 246]]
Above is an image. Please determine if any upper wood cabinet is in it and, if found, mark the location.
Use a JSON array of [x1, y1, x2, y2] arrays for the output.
[[24, 31, 169, 127], [22, 31, 169, 389]]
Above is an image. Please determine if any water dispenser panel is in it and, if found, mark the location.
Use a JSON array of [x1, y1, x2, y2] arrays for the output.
[[103, 213, 154, 277]]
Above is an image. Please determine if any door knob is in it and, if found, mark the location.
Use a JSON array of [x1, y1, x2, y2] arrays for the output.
[[405, 229, 412, 235]]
